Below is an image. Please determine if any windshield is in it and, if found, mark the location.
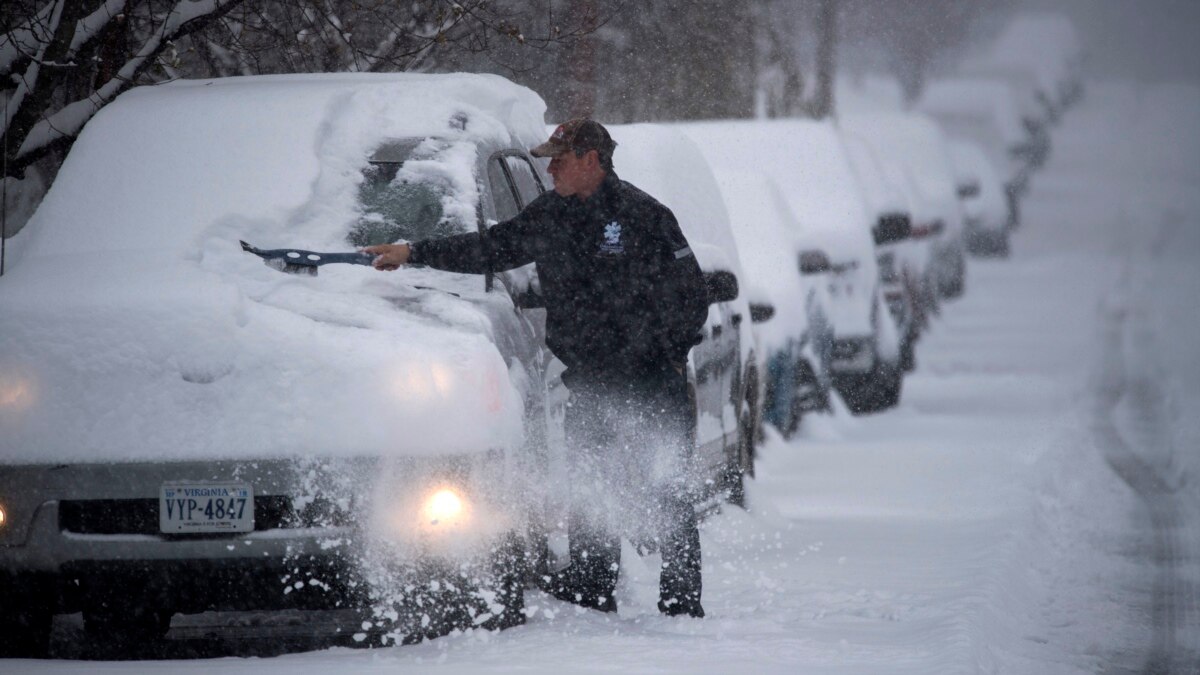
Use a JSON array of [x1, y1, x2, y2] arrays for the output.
[[349, 138, 475, 247]]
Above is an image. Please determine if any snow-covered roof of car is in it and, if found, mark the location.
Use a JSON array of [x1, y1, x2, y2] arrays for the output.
[[710, 170, 811, 351], [22, 73, 548, 260], [840, 112, 961, 227], [978, 12, 1082, 93], [0, 73, 549, 462], [607, 123, 744, 279], [676, 118, 875, 269], [840, 130, 908, 219], [835, 73, 906, 115], [915, 78, 1027, 147]]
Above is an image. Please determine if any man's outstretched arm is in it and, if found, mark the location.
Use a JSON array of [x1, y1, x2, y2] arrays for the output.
[[365, 201, 547, 273]]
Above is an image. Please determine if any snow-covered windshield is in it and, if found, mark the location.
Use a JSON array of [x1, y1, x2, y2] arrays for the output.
[[350, 138, 475, 247]]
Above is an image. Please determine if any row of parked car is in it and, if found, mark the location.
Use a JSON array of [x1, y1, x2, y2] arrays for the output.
[[0, 14, 1083, 655]]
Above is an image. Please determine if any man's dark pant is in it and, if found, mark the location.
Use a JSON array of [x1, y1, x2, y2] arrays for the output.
[[560, 366, 702, 611]]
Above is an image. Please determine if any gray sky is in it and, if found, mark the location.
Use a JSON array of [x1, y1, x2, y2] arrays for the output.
[[1024, 0, 1200, 82]]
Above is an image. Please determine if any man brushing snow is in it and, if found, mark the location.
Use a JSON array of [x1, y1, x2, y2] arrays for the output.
[[366, 118, 709, 618]]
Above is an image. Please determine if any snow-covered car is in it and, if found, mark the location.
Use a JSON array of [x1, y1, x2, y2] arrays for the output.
[[712, 169, 834, 437], [952, 62, 1055, 171], [605, 123, 763, 507], [0, 73, 573, 655], [841, 130, 924, 372], [947, 139, 1012, 257], [678, 119, 902, 414], [842, 112, 968, 300], [916, 77, 1038, 223], [965, 11, 1085, 120]]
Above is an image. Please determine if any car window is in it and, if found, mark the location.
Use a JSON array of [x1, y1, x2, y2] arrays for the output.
[[349, 139, 470, 247], [487, 156, 522, 222], [504, 155, 545, 207]]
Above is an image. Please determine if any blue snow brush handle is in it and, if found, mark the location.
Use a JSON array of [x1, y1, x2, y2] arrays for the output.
[[240, 240, 375, 276]]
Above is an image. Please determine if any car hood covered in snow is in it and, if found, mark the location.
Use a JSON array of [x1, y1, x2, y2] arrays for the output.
[[0, 74, 551, 463]]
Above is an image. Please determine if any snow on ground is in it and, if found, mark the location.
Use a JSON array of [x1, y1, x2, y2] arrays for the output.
[[7, 80, 1199, 673]]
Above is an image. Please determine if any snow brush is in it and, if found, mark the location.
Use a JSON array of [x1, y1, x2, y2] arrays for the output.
[[240, 240, 375, 276]]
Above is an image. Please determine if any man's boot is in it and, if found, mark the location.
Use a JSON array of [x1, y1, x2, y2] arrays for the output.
[[541, 516, 620, 613]]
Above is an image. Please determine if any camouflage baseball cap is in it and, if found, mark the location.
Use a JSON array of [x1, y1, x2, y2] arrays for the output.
[[530, 118, 617, 159]]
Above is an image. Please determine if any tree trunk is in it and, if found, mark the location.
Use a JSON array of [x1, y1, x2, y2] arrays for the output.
[[566, 0, 597, 117], [811, 0, 837, 119]]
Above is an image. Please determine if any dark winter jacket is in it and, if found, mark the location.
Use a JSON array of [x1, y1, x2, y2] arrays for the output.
[[410, 171, 709, 383]]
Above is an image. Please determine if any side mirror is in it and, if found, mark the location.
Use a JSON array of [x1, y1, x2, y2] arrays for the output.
[[872, 213, 912, 246], [956, 182, 981, 199], [798, 250, 831, 275], [704, 270, 739, 304], [750, 303, 775, 323]]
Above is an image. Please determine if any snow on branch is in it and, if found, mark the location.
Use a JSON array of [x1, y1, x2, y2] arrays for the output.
[[3, 0, 72, 137], [15, 0, 243, 163], [0, 1, 59, 77], [69, 0, 130, 54]]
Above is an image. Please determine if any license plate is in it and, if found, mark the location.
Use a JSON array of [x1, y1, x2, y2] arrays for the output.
[[160, 483, 255, 534]]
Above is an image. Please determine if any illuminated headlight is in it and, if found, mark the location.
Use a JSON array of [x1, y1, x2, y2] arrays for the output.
[[421, 488, 469, 529], [368, 455, 515, 551], [0, 503, 7, 529], [0, 373, 35, 411]]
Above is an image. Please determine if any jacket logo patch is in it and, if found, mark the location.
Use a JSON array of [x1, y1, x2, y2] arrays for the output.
[[600, 221, 624, 254]]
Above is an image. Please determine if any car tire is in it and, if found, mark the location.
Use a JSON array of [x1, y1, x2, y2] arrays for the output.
[[940, 265, 966, 299], [899, 333, 917, 373], [878, 363, 903, 408], [994, 232, 1011, 258], [792, 359, 829, 419], [723, 408, 754, 509], [836, 361, 902, 415], [0, 611, 52, 658]]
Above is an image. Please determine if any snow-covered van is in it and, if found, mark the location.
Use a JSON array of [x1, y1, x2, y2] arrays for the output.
[[0, 73, 565, 653], [678, 119, 902, 414]]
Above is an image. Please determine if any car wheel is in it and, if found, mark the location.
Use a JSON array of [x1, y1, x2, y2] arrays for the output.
[[878, 363, 903, 408], [836, 361, 902, 415], [782, 390, 804, 438], [940, 263, 966, 298], [723, 413, 751, 509], [0, 611, 52, 658], [995, 232, 1011, 258], [791, 359, 828, 420], [899, 334, 916, 373]]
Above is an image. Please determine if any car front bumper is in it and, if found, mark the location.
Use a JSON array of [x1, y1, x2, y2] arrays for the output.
[[0, 455, 520, 618]]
